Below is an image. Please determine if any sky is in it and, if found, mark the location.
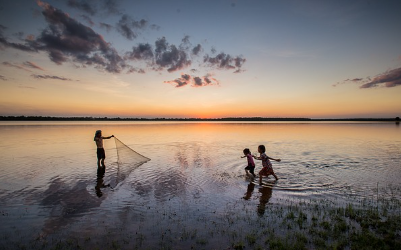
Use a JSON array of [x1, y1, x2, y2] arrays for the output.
[[0, 0, 400, 119]]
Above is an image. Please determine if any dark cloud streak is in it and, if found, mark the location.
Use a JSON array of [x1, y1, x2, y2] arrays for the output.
[[0, 25, 38, 52], [2, 62, 32, 72], [99, 22, 113, 32], [116, 15, 147, 40], [165, 73, 219, 88], [23, 61, 45, 71], [31, 74, 72, 81], [360, 68, 401, 88], [204, 52, 246, 72], [67, 0, 96, 15], [337, 68, 401, 89], [66, 0, 121, 16]]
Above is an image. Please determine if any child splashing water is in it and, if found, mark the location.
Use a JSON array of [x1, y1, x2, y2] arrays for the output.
[[254, 145, 280, 184], [241, 148, 256, 178]]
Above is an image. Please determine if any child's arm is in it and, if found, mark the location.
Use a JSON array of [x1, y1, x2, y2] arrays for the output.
[[268, 156, 281, 162], [102, 135, 114, 139]]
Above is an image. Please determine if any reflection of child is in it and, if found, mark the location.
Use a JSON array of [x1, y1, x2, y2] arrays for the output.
[[95, 166, 110, 197], [94, 130, 114, 167], [243, 182, 255, 200], [254, 145, 280, 184], [257, 186, 273, 216], [241, 148, 256, 177]]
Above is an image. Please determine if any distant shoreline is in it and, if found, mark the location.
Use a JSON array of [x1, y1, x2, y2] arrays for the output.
[[0, 116, 399, 122]]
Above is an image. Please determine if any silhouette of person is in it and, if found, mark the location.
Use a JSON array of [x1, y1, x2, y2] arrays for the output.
[[94, 130, 114, 168], [257, 186, 273, 216], [243, 182, 256, 200], [95, 166, 110, 197]]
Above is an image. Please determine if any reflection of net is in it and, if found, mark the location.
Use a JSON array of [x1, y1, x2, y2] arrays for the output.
[[114, 137, 150, 185]]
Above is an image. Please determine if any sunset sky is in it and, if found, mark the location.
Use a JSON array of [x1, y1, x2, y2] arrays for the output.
[[0, 0, 400, 118]]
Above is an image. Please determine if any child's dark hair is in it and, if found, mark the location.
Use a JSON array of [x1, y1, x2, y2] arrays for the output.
[[94, 130, 101, 141], [258, 145, 266, 153], [243, 148, 251, 155]]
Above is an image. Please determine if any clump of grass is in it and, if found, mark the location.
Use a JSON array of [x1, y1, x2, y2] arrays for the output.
[[245, 233, 257, 245], [232, 241, 245, 250]]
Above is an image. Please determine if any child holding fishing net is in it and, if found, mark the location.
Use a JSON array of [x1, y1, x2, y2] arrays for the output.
[[94, 130, 114, 167]]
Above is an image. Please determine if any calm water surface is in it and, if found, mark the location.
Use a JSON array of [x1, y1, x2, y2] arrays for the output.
[[0, 121, 400, 247]]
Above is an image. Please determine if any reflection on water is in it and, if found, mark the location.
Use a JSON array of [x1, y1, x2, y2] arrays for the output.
[[96, 166, 110, 197], [258, 186, 273, 217], [40, 177, 101, 234], [243, 182, 273, 217], [0, 121, 400, 247]]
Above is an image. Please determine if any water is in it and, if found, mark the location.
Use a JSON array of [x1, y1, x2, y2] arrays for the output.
[[0, 121, 400, 248]]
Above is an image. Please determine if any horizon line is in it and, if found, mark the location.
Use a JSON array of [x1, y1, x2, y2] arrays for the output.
[[0, 115, 399, 121]]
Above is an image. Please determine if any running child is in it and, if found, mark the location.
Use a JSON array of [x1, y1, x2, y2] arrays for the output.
[[254, 145, 280, 184], [241, 148, 256, 177]]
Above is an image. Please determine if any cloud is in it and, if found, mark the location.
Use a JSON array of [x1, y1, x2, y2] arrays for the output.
[[66, 0, 121, 16], [0, 75, 7, 81], [126, 37, 194, 73], [332, 78, 363, 87], [337, 67, 401, 89], [80, 14, 95, 26], [116, 14, 147, 40], [0, 25, 38, 52], [154, 37, 191, 72], [23, 61, 45, 71], [67, 0, 96, 15], [204, 52, 246, 72], [1, 2, 247, 86], [31, 74, 72, 81], [360, 68, 401, 88], [19, 85, 36, 89], [103, 0, 121, 15], [2, 62, 32, 72], [127, 66, 145, 74], [192, 44, 202, 56], [99, 22, 113, 32], [124, 36, 246, 78], [150, 24, 161, 31], [125, 43, 154, 61], [35, 1, 125, 73], [165, 73, 220, 88]]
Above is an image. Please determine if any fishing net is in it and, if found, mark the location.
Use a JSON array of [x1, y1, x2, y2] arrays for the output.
[[114, 137, 150, 186]]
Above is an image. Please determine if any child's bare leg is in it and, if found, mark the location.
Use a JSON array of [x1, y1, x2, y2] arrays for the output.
[[273, 173, 278, 180], [259, 175, 262, 184]]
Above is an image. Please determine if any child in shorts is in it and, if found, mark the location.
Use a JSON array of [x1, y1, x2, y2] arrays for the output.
[[94, 130, 114, 167], [241, 148, 256, 177]]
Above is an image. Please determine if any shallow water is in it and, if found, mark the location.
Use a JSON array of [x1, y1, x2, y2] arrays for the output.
[[0, 121, 400, 248]]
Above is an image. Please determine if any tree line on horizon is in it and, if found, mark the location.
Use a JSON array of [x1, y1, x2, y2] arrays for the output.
[[0, 116, 399, 122]]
